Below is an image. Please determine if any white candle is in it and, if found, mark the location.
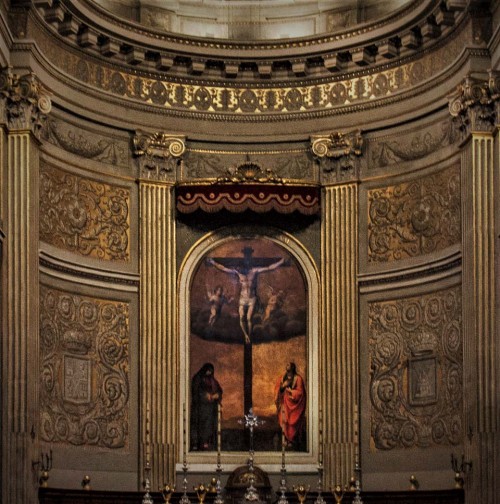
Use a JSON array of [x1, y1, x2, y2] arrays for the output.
[[183, 403, 187, 464], [319, 408, 323, 466], [217, 403, 222, 465], [146, 404, 151, 466]]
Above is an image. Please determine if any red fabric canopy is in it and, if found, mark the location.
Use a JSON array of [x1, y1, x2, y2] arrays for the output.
[[176, 183, 320, 216]]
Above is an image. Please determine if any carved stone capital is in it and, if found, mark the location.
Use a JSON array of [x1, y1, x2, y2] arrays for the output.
[[488, 70, 500, 127], [448, 74, 498, 138], [133, 131, 186, 181], [0, 67, 52, 138], [310, 130, 363, 183]]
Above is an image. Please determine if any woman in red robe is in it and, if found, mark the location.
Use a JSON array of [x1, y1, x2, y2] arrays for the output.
[[274, 362, 306, 449]]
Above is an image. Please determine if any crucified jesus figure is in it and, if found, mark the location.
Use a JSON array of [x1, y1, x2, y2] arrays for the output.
[[206, 252, 285, 344]]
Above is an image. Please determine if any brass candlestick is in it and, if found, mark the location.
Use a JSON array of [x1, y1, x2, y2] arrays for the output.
[[409, 475, 419, 491], [39, 471, 50, 488], [293, 484, 310, 504], [195, 483, 208, 504], [161, 484, 175, 503], [82, 475, 91, 491], [36, 449, 53, 488], [332, 485, 345, 504]]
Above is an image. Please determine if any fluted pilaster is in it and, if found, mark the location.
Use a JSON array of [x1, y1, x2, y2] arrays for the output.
[[1, 67, 50, 504], [450, 73, 499, 504], [139, 181, 177, 488], [321, 183, 359, 487], [2, 132, 40, 503], [461, 132, 498, 503]]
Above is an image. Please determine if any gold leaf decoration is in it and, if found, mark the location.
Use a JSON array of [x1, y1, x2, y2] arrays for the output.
[[40, 163, 130, 261], [367, 164, 460, 262], [368, 286, 462, 451], [39, 286, 130, 449]]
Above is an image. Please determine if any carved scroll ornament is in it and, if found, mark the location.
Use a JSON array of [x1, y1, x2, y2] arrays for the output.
[[40, 286, 130, 448], [134, 130, 185, 180], [40, 163, 130, 261], [0, 67, 51, 138], [369, 286, 462, 451], [368, 164, 460, 262]]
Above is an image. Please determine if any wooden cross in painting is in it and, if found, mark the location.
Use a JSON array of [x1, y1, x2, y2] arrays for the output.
[[207, 246, 288, 413]]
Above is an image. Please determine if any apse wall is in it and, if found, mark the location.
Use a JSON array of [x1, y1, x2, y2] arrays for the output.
[[32, 100, 465, 491], [1, 1, 499, 503]]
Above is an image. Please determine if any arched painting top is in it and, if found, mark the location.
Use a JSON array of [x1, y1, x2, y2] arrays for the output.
[[179, 227, 320, 471]]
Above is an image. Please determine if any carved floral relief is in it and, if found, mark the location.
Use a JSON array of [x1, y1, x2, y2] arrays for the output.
[[367, 165, 460, 262], [39, 162, 130, 261], [368, 286, 462, 451], [40, 286, 130, 448]]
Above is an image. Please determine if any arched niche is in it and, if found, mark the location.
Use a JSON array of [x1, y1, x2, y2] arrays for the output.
[[178, 226, 320, 473]]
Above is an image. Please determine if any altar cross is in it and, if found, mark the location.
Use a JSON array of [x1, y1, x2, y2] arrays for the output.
[[207, 247, 288, 412]]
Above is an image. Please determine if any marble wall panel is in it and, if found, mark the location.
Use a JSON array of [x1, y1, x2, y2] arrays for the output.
[[39, 285, 130, 449]]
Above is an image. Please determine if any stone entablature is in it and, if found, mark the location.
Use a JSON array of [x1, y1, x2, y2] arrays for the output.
[[30, 18, 474, 120], [30, 0, 468, 83]]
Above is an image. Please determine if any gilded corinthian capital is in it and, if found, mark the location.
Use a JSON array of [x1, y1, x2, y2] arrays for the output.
[[134, 130, 186, 181], [448, 72, 500, 138], [310, 130, 363, 182], [0, 67, 52, 138]]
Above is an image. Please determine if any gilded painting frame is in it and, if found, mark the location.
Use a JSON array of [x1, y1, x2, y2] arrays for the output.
[[178, 227, 320, 471]]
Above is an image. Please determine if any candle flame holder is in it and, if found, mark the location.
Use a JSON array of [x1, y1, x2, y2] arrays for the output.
[[293, 484, 310, 504], [332, 485, 345, 504]]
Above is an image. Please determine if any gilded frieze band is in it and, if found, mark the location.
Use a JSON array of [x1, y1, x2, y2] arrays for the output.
[[34, 19, 470, 117], [39, 285, 130, 448], [39, 161, 131, 261]]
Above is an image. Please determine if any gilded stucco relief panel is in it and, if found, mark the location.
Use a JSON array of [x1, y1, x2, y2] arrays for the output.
[[368, 286, 462, 451], [40, 285, 130, 449], [39, 162, 130, 261], [367, 164, 460, 263]]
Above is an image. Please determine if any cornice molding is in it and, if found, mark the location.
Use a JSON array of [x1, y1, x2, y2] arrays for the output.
[[22, 15, 483, 125], [358, 249, 461, 293], [29, 0, 470, 83], [39, 248, 139, 291]]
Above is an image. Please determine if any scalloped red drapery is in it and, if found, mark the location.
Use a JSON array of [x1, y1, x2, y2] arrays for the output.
[[176, 184, 320, 216]]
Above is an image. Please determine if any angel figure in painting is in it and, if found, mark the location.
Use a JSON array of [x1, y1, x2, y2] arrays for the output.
[[207, 285, 233, 327], [275, 362, 306, 449]]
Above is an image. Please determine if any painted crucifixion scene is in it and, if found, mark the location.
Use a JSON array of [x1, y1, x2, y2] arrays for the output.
[[189, 237, 308, 453]]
